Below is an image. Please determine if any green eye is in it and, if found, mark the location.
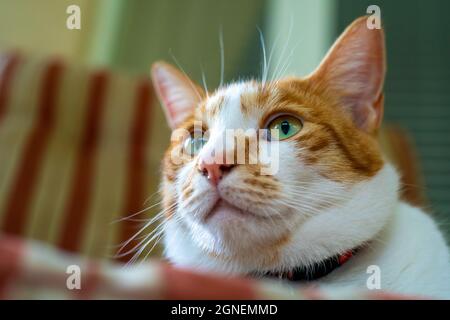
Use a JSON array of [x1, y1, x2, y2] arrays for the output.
[[183, 133, 207, 156], [267, 115, 303, 140]]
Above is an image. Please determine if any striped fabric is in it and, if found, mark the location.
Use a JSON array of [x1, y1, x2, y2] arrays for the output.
[[0, 51, 169, 261], [0, 234, 418, 300], [0, 51, 425, 266]]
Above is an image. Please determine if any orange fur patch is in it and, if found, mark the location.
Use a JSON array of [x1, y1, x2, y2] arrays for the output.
[[273, 79, 384, 182]]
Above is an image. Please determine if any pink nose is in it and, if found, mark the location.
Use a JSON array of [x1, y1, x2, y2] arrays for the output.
[[198, 160, 234, 186]]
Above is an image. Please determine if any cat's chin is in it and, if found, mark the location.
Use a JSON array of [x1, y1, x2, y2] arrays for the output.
[[204, 199, 262, 224], [197, 198, 283, 256]]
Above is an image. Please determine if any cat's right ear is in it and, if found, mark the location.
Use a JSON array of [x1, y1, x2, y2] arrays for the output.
[[307, 16, 386, 133], [151, 62, 205, 129]]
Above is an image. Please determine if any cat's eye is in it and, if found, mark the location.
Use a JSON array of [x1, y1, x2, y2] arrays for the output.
[[183, 132, 208, 156], [266, 115, 303, 141]]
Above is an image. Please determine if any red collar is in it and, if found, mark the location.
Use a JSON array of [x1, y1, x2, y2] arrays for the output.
[[264, 249, 356, 282]]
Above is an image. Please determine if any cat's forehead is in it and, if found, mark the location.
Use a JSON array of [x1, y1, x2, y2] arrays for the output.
[[205, 82, 259, 115], [201, 81, 278, 129]]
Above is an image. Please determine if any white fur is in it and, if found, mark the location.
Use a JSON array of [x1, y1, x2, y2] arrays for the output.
[[320, 201, 450, 299]]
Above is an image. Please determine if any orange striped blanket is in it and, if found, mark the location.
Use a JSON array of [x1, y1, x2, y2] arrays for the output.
[[0, 233, 418, 299]]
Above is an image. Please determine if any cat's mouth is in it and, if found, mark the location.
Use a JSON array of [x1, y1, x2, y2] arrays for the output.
[[204, 199, 260, 222]]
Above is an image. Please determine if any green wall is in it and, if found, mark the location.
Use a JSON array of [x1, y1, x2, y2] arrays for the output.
[[106, 0, 266, 86], [267, 0, 336, 77]]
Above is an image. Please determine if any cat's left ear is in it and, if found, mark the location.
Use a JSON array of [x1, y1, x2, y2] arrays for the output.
[[308, 16, 386, 133]]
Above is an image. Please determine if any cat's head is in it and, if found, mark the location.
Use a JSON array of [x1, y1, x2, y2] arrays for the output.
[[151, 17, 399, 274]]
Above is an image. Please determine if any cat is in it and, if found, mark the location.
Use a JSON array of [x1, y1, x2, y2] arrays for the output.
[[150, 16, 450, 298]]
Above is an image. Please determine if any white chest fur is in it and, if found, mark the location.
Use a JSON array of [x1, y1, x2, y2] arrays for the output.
[[320, 202, 450, 299]]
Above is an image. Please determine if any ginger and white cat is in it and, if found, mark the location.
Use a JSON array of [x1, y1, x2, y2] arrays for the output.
[[150, 17, 450, 298]]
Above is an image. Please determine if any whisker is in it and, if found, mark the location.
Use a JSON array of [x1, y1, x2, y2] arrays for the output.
[[257, 26, 268, 85], [284, 189, 352, 203], [125, 215, 183, 266], [219, 26, 225, 88], [271, 15, 294, 82], [265, 26, 282, 86], [140, 232, 166, 263], [106, 233, 150, 252], [115, 203, 177, 256], [282, 190, 350, 209], [169, 50, 203, 101], [143, 189, 161, 206], [200, 63, 209, 97], [116, 221, 166, 259], [276, 39, 301, 79], [110, 200, 163, 224]]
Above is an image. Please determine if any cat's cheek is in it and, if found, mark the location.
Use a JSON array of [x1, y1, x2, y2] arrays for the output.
[[274, 142, 311, 185], [175, 165, 219, 222]]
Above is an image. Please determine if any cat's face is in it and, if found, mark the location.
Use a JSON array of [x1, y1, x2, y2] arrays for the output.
[[152, 17, 398, 274]]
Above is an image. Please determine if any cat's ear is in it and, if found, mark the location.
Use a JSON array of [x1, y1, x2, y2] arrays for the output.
[[151, 62, 205, 129], [308, 16, 386, 133]]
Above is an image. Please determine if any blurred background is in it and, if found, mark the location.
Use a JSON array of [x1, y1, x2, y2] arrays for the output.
[[0, 0, 449, 261]]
